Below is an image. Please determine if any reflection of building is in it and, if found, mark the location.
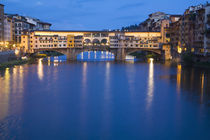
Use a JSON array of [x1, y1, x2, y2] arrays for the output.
[[174, 65, 210, 103], [0, 66, 25, 120], [0, 4, 4, 41]]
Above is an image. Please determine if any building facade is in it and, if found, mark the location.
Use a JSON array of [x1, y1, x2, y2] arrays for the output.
[[21, 31, 162, 53], [5, 14, 52, 44], [170, 4, 210, 56], [4, 15, 15, 42], [0, 4, 4, 42]]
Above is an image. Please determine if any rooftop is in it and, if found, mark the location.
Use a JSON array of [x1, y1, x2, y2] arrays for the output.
[[38, 21, 52, 26], [170, 15, 182, 17], [34, 30, 161, 33]]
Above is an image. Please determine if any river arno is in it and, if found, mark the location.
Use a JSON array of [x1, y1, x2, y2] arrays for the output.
[[0, 54, 210, 140]]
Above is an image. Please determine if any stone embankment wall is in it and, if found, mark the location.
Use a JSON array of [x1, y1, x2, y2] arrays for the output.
[[0, 51, 17, 63]]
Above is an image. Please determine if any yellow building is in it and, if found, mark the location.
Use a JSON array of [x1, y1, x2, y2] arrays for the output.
[[67, 35, 74, 48], [21, 35, 30, 53]]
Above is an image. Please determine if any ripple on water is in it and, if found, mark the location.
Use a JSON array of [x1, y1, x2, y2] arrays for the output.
[[0, 116, 22, 140]]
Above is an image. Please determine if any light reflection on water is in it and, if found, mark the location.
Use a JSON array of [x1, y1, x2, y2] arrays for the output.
[[76, 51, 135, 61], [38, 59, 44, 80], [0, 55, 210, 139], [146, 58, 154, 110], [0, 68, 10, 120], [78, 51, 115, 61]]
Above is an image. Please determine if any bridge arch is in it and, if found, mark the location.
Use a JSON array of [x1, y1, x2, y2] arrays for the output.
[[101, 39, 108, 45], [92, 39, 100, 46], [84, 39, 91, 45], [126, 48, 162, 55]]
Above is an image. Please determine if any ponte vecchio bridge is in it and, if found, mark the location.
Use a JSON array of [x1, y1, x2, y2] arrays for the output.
[[21, 30, 171, 60]]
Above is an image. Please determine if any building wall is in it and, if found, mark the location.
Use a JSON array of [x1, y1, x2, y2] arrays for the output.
[[74, 36, 83, 48], [110, 35, 160, 48], [21, 35, 30, 53], [0, 4, 4, 41], [170, 4, 210, 56], [4, 16, 14, 42], [67, 35, 74, 48], [204, 5, 210, 54], [194, 8, 205, 54], [15, 21, 23, 43], [161, 19, 170, 43]]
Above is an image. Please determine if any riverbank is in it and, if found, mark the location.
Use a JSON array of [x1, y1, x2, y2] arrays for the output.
[[32, 51, 64, 58], [0, 58, 34, 70], [180, 53, 210, 68], [0, 50, 16, 64]]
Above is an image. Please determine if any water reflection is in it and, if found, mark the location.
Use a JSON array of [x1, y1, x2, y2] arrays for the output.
[[79, 62, 88, 133], [76, 51, 136, 61], [38, 59, 44, 80], [126, 63, 135, 96], [82, 62, 87, 96], [174, 65, 210, 105], [0, 56, 210, 139], [104, 62, 111, 99], [0, 68, 10, 120], [200, 73, 205, 103], [101, 62, 112, 135], [0, 66, 25, 121], [146, 58, 154, 110], [177, 64, 182, 94], [126, 55, 135, 60], [48, 57, 51, 66], [77, 51, 115, 61]]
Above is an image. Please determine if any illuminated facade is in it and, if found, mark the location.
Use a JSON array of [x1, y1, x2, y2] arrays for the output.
[[170, 4, 210, 56], [21, 30, 162, 53]]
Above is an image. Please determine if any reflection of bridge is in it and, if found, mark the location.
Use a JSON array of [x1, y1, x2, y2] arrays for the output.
[[21, 30, 171, 60]]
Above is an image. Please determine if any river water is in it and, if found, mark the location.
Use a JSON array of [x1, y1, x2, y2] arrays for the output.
[[0, 52, 210, 140]]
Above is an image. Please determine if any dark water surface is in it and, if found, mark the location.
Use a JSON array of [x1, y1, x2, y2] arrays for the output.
[[0, 54, 210, 140]]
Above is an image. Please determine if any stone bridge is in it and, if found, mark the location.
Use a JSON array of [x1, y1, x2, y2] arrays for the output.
[[24, 30, 171, 60], [33, 46, 166, 61]]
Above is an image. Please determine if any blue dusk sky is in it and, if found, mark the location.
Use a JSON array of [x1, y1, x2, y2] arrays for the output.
[[1, 0, 208, 30]]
